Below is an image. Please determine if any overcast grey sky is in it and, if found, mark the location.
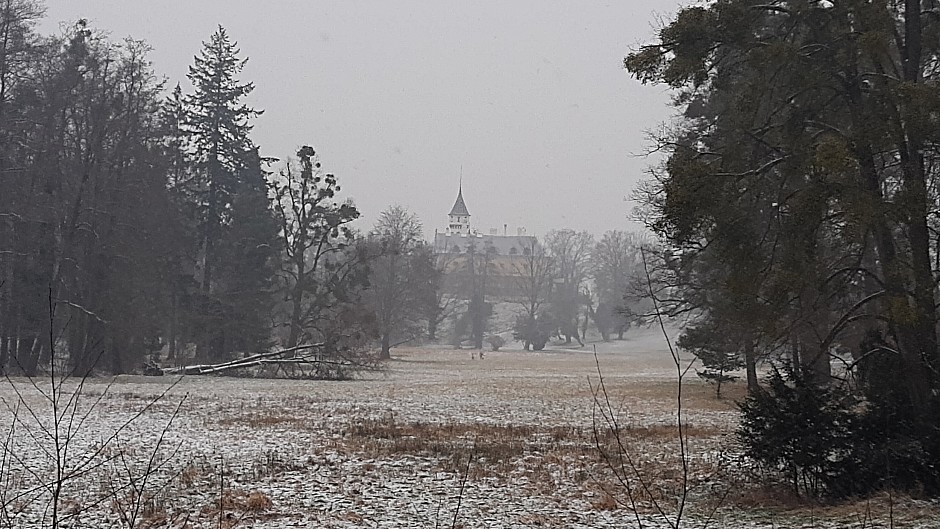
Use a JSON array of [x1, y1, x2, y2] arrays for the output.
[[42, 1, 680, 238]]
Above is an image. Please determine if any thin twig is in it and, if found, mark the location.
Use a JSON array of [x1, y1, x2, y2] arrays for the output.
[[452, 449, 474, 529]]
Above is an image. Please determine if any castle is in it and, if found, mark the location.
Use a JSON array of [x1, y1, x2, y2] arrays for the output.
[[432, 184, 538, 300]]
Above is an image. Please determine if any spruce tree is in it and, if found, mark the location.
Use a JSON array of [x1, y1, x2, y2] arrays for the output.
[[185, 26, 270, 360], [185, 25, 261, 298], [215, 150, 278, 355]]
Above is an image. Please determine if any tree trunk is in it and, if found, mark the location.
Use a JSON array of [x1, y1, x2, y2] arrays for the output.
[[18, 334, 39, 376], [744, 340, 758, 394], [379, 333, 391, 360], [168, 288, 178, 361], [900, 0, 939, 396]]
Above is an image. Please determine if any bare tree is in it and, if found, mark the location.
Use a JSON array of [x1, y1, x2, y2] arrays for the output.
[[511, 238, 555, 350], [591, 230, 650, 341], [270, 146, 361, 350], [423, 252, 461, 342], [545, 229, 594, 345], [365, 206, 435, 359]]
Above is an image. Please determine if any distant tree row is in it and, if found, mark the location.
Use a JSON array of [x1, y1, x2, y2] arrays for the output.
[[441, 228, 654, 352]]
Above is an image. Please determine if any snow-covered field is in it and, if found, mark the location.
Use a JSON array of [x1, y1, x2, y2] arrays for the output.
[[1, 328, 938, 528]]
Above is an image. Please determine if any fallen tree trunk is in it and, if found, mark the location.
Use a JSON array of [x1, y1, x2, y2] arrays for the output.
[[161, 343, 326, 375]]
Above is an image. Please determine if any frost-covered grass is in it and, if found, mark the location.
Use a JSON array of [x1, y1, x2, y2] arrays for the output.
[[1, 329, 938, 528]]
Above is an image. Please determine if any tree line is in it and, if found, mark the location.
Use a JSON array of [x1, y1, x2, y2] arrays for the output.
[[0, 4, 439, 376], [504, 229, 652, 352], [0, 4, 654, 377], [427, 228, 652, 352], [342, 224, 655, 358]]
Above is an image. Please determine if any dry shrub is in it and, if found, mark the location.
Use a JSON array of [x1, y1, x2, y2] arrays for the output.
[[591, 491, 619, 511], [179, 463, 202, 486], [245, 490, 273, 511]]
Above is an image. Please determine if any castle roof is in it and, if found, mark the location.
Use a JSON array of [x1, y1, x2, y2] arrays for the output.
[[433, 232, 538, 256], [449, 187, 470, 217]]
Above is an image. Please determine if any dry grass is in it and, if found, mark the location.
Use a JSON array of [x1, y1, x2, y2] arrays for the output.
[[200, 488, 277, 523], [595, 422, 721, 441], [343, 416, 587, 479], [217, 412, 303, 428], [590, 491, 619, 511], [709, 487, 940, 528]]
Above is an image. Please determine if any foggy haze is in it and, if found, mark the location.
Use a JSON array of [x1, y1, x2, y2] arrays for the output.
[[41, 1, 679, 237]]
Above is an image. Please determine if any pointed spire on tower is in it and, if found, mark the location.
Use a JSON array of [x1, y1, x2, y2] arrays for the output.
[[446, 172, 471, 235], [449, 184, 470, 217]]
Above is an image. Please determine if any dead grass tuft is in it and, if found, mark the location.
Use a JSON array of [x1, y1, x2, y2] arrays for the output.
[[591, 491, 619, 511], [245, 490, 273, 511], [179, 463, 203, 487]]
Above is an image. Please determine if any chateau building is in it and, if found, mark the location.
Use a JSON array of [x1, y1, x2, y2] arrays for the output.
[[432, 185, 538, 300]]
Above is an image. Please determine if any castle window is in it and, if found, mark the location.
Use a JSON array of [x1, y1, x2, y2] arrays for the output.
[[509, 247, 518, 255]]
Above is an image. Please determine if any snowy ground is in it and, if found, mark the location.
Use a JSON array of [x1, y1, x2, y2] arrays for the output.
[[1, 327, 938, 528]]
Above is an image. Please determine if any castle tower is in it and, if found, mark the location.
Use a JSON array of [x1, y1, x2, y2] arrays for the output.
[[446, 183, 471, 235]]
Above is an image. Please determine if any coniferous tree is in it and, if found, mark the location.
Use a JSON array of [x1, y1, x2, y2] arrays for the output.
[[157, 83, 198, 360], [215, 151, 279, 354], [184, 26, 267, 360], [628, 0, 940, 496]]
